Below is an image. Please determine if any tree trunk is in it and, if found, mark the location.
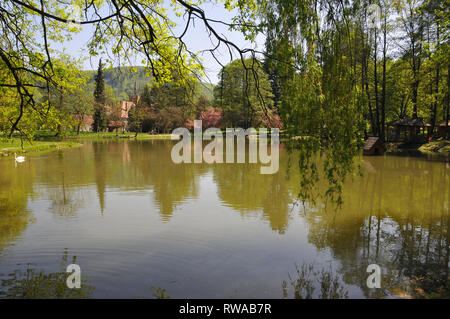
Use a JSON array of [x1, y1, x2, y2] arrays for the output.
[[9, 101, 23, 138], [446, 63, 449, 139], [364, 49, 375, 136], [374, 28, 380, 137], [381, 16, 387, 142]]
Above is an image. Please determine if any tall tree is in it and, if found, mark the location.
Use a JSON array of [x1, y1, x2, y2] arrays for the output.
[[67, 87, 94, 136], [93, 59, 107, 132], [250, 0, 367, 205], [214, 58, 274, 128], [396, 0, 425, 119], [380, 0, 391, 141], [128, 98, 147, 137], [0, 0, 234, 133]]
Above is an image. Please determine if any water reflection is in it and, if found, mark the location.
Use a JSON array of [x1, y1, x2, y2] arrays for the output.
[[212, 159, 295, 234], [282, 263, 349, 299], [305, 156, 449, 298], [0, 160, 35, 254], [127, 141, 206, 220], [0, 140, 448, 298]]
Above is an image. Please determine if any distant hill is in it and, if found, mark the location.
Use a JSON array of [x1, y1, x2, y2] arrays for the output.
[[84, 66, 152, 101], [83, 66, 215, 102], [197, 82, 215, 102]]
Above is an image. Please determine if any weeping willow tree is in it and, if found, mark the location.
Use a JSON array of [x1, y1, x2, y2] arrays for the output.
[[255, 0, 449, 206], [235, 0, 367, 206]]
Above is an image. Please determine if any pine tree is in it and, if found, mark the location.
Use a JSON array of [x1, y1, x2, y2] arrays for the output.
[[141, 85, 152, 107], [93, 59, 107, 132]]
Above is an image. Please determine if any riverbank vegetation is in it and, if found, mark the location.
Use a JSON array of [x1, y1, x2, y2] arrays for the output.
[[419, 139, 450, 154]]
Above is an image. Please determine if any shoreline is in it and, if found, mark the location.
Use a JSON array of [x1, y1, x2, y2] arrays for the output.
[[3, 134, 449, 158], [418, 140, 450, 156], [0, 132, 173, 156], [386, 140, 449, 157], [0, 139, 83, 156], [62, 132, 173, 140]]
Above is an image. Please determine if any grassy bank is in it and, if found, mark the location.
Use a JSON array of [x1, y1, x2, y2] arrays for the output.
[[0, 131, 174, 155], [64, 132, 173, 140], [0, 138, 82, 156], [418, 140, 450, 155]]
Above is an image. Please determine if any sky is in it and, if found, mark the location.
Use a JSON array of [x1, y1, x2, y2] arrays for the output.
[[57, 1, 265, 84]]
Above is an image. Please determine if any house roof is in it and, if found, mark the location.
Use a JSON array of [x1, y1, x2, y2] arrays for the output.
[[120, 101, 135, 119], [363, 137, 382, 150], [437, 120, 450, 127], [387, 117, 431, 127]]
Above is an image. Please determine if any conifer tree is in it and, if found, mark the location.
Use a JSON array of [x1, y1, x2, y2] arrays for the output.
[[93, 59, 107, 132]]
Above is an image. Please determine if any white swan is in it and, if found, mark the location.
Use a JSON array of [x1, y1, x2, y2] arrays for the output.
[[14, 153, 25, 163]]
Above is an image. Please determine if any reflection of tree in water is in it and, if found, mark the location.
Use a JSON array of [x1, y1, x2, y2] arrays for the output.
[[0, 159, 35, 253], [212, 148, 296, 234], [93, 142, 108, 214], [0, 201, 33, 254], [0, 249, 94, 299], [35, 140, 302, 225], [305, 156, 449, 298], [128, 140, 206, 221], [85, 140, 299, 224], [282, 263, 349, 299], [45, 140, 207, 220], [47, 171, 87, 217]]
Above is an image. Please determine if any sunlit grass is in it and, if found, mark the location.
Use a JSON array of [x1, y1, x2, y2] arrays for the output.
[[65, 132, 173, 140], [0, 138, 82, 155], [419, 140, 450, 155]]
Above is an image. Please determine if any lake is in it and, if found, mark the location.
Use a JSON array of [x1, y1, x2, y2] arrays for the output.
[[0, 140, 448, 298]]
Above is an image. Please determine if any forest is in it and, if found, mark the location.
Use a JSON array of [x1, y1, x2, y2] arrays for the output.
[[0, 0, 448, 137]]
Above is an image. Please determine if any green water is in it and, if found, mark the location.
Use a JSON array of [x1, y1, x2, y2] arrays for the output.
[[0, 140, 448, 298]]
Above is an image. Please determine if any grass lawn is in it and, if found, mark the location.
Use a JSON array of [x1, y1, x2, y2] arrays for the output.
[[0, 138, 82, 156], [65, 132, 173, 140], [0, 131, 175, 156]]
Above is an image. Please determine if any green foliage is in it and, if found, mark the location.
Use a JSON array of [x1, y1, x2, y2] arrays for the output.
[[93, 60, 108, 132], [0, 0, 212, 137], [0, 251, 94, 299], [213, 58, 274, 128], [94, 59, 106, 105], [248, 0, 365, 205], [230, 0, 449, 204], [128, 102, 147, 136]]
